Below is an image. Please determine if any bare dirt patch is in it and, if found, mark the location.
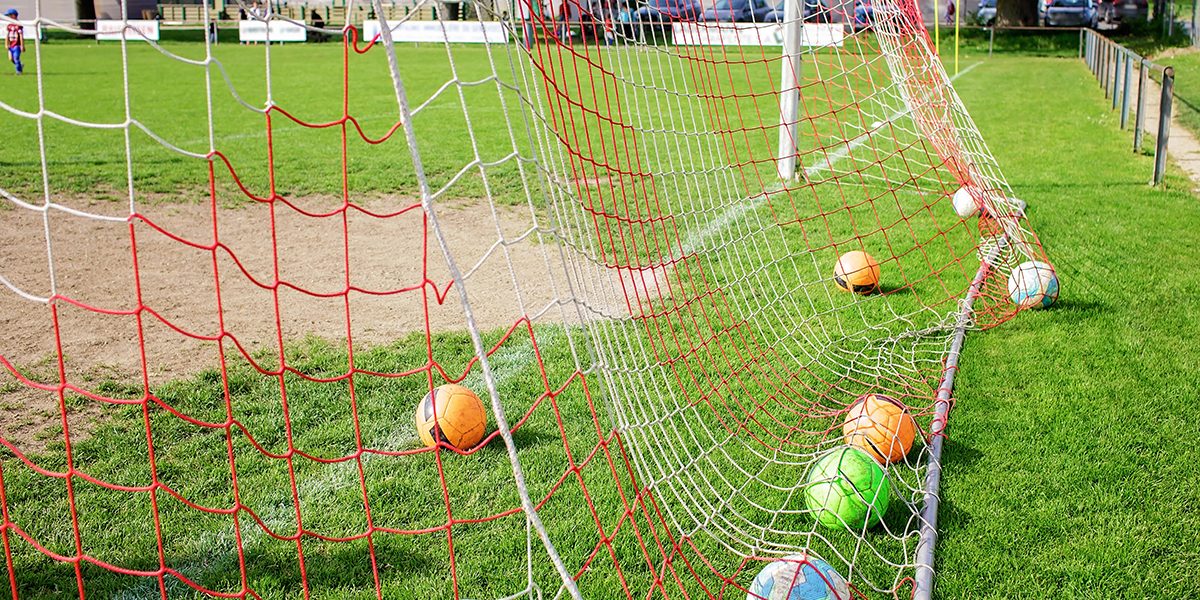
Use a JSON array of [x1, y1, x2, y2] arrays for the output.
[[1, 195, 615, 452]]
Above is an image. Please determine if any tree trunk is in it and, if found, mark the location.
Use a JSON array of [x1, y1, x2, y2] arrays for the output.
[[996, 0, 1038, 25]]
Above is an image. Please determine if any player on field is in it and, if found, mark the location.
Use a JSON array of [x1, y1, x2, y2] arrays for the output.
[[5, 8, 23, 75]]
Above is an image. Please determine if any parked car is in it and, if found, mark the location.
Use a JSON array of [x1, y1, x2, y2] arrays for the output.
[[701, 0, 775, 21], [1112, 0, 1149, 21], [852, 0, 874, 30], [763, 0, 833, 23], [635, 0, 702, 34], [975, 0, 997, 25], [1043, 0, 1097, 27]]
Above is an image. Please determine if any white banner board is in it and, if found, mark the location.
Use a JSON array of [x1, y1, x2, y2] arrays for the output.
[[362, 20, 508, 44], [671, 23, 844, 47], [22, 24, 40, 40], [239, 20, 308, 43], [95, 20, 160, 41]]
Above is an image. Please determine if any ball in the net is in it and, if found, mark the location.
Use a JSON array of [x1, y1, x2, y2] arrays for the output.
[[415, 384, 488, 450], [1007, 260, 1058, 309], [746, 554, 849, 600], [804, 447, 889, 530], [833, 250, 880, 295], [952, 185, 982, 218], [842, 393, 916, 465]]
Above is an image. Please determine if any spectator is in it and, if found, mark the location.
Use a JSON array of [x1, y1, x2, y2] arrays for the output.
[[310, 9, 326, 42], [5, 8, 24, 75], [617, 0, 634, 42], [208, 20, 218, 44], [944, 0, 955, 24], [557, 0, 571, 43]]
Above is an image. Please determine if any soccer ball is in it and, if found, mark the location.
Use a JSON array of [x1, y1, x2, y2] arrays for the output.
[[952, 186, 982, 218], [804, 447, 889, 530], [414, 384, 488, 450], [833, 251, 880, 294], [746, 554, 850, 600], [842, 393, 916, 465], [1007, 260, 1058, 309]]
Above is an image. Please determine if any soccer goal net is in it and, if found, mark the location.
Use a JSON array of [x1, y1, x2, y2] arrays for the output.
[[0, 0, 1051, 598]]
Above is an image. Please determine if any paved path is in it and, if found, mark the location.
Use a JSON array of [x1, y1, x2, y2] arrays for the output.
[[1139, 70, 1200, 191]]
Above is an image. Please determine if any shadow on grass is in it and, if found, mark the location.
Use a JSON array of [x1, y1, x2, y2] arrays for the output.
[[12, 525, 436, 599]]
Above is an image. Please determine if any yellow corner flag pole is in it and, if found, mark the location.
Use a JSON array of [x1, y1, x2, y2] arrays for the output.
[[934, 0, 941, 56], [954, 0, 960, 75]]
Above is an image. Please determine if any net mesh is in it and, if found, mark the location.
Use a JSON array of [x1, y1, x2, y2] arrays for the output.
[[0, 0, 1049, 598]]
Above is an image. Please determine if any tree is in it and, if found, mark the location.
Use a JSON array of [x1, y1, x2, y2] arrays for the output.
[[996, 0, 1038, 25]]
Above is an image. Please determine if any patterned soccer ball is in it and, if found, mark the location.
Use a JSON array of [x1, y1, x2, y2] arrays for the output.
[[746, 554, 850, 600], [952, 185, 982, 218], [833, 251, 880, 294], [414, 384, 488, 450], [842, 393, 916, 465], [804, 447, 889, 530], [1007, 260, 1058, 309]]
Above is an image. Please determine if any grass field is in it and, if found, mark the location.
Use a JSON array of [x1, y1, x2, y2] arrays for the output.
[[1162, 49, 1200, 140], [1, 33, 1199, 600]]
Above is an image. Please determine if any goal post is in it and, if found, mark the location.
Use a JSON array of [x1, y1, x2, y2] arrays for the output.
[[776, 0, 803, 181]]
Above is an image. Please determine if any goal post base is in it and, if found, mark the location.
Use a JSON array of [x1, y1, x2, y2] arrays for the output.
[[913, 237, 1006, 600]]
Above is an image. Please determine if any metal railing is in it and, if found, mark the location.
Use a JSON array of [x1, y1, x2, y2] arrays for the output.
[[1081, 28, 1176, 185]]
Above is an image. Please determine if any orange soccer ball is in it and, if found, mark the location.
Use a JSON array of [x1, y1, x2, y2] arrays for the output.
[[842, 393, 916, 464], [415, 384, 488, 450], [834, 250, 881, 294]]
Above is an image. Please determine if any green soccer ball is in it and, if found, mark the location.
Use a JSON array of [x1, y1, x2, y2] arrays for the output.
[[804, 446, 890, 530]]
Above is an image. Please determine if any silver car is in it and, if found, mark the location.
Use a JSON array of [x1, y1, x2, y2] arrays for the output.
[[976, 0, 996, 25], [1043, 0, 1098, 27]]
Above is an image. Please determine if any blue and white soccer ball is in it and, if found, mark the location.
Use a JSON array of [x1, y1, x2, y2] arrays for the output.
[[747, 554, 850, 600], [1007, 260, 1058, 309]]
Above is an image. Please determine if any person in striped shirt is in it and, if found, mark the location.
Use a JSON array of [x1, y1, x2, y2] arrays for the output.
[[5, 9, 23, 75]]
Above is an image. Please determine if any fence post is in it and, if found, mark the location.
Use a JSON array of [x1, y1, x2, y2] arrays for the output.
[[1153, 66, 1174, 186], [1112, 50, 1122, 110], [1120, 51, 1133, 128], [1193, 0, 1199, 47], [1089, 32, 1099, 72], [990, 27, 995, 57], [1089, 31, 1099, 70], [1135, 58, 1147, 153], [1105, 40, 1113, 95], [1101, 40, 1108, 94], [1078, 27, 1083, 58]]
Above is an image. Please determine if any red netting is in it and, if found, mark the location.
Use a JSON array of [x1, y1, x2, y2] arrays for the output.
[[0, 0, 1051, 598]]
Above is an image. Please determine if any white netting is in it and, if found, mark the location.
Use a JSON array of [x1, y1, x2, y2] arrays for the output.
[[0, 0, 1050, 598]]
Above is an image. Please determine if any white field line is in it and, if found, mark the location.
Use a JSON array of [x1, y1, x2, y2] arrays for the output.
[[115, 327, 556, 599]]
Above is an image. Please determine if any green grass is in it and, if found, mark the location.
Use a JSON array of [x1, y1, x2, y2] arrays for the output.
[[936, 55, 1200, 598], [1, 38, 1199, 600], [1160, 49, 1200, 140]]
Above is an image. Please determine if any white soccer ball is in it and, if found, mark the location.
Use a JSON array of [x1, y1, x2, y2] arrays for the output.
[[952, 186, 981, 218], [1007, 260, 1059, 309], [746, 554, 849, 600]]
